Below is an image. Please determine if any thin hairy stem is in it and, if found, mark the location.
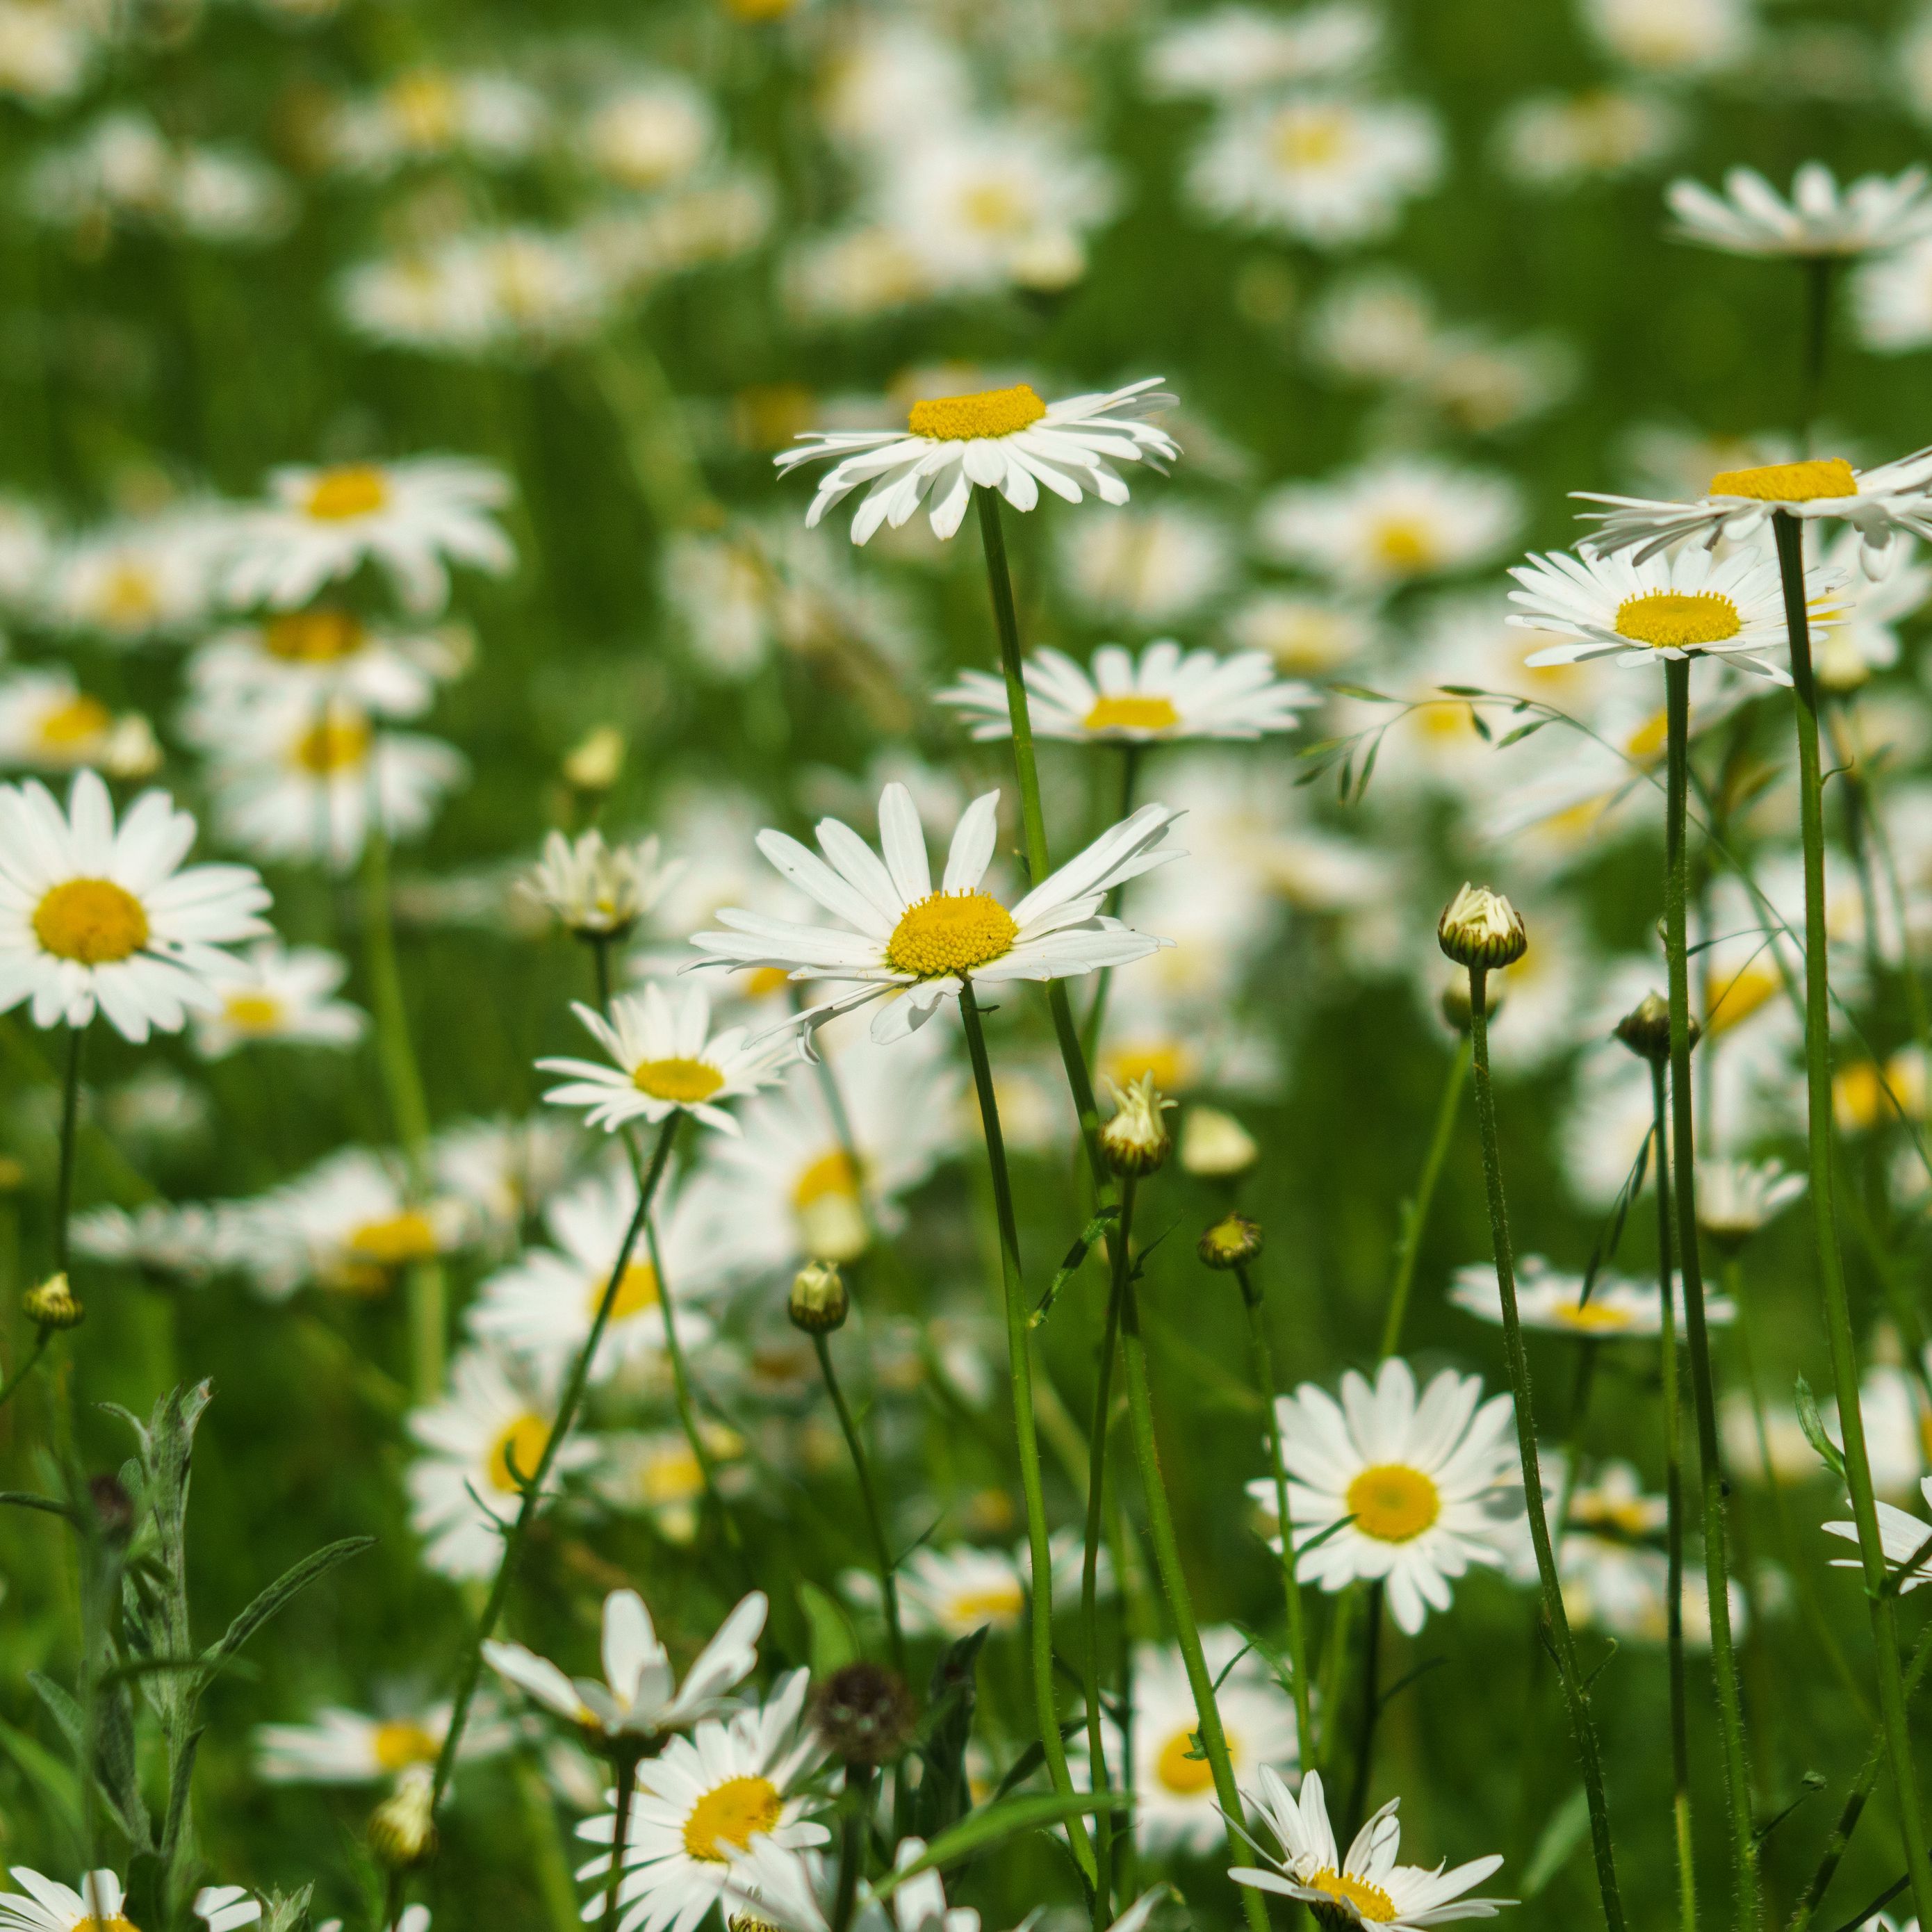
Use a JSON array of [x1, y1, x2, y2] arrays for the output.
[[1083, 1227, 1128, 1930], [1380, 1038, 1471, 1361], [54, 1021, 83, 1279], [813, 1332, 906, 1673], [601, 1755, 639, 1932]]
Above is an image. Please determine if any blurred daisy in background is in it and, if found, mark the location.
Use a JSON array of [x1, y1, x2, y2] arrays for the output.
[[1145, 3, 1382, 99], [1056, 502, 1237, 628], [322, 68, 545, 178], [70, 1200, 245, 1284], [1667, 163, 1932, 259], [186, 608, 466, 723], [0, 668, 157, 776], [190, 940, 365, 1058], [1450, 1255, 1734, 1336], [256, 1698, 510, 1787]]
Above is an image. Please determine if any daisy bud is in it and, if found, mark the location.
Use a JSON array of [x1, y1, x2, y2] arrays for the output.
[[24, 1272, 83, 1331], [1179, 1106, 1258, 1179], [1437, 972, 1503, 1035], [1614, 991, 1697, 1065], [789, 1261, 849, 1335], [563, 724, 625, 796], [1437, 883, 1527, 971], [1198, 1212, 1263, 1272], [368, 1764, 438, 1871], [1101, 1072, 1175, 1177], [811, 1660, 918, 1767]]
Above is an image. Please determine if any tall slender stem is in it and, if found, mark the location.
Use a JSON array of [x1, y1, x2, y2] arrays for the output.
[[956, 979, 1096, 1886], [1343, 1582, 1384, 1844], [601, 1755, 639, 1932], [1466, 964, 1626, 1932], [1083, 1225, 1129, 1931], [830, 1764, 873, 1932], [648, 1204, 743, 1560], [1115, 1182, 1271, 1932], [428, 1113, 678, 1812], [1664, 656, 1758, 1930], [812, 1333, 906, 1673], [1380, 1038, 1471, 1361], [1774, 507, 1932, 1932], [54, 1022, 83, 1279]]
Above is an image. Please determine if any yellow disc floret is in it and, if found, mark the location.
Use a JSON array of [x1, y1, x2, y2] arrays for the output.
[[222, 991, 286, 1032], [589, 1260, 660, 1321], [304, 464, 391, 521], [792, 1147, 861, 1208], [373, 1719, 441, 1773], [1155, 1727, 1220, 1796], [265, 609, 367, 662], [33, 879, 149, 965], [1370, 516, 1437, 572], [1613, 590, 1743, 650], [292, 714, 373, 775], [347, 1211, 442, 1267], [489, 1412, 552, 1493], [1552, 1300, 1638, 1334], [631, 1057, 727, 1104], [1083, 694, 1182, 735], [1708, 457, 1856, 502], [1345, 1462, 1441, 1544], [885, 890, 1019, 979], [907, 384, 1047, 443], [683, 1775, 784, 1862], [1307, 1869, 1399, 1924], [944, 1582, 1026, 1627], [35, 694, 111, 748]]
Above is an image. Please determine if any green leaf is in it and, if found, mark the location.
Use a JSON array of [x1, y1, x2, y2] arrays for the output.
[[912, 1626, 988, 1840], [205, 1535, 376, 1672], [1794, 1376, 1847, 1482], [796, 1581, 857, 1678], [1497, 719, 1549, 747], [0, 1491, 74, 1522], [0, 1710, 82, 1838], [1030, 1206, 1119, 1327], [872, 1792, 1131, 1895], [1327, 683, 1395, 703], [1521, 1787, 1589, 1898]]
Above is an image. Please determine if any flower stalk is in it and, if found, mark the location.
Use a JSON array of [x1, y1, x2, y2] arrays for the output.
[[811, 1329, 906, 1673], [1380, 1035, 1470, 1361]]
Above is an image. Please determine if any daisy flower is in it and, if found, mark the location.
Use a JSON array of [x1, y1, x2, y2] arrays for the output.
[[1260, 1357, 1523, 1635], [1575, 450, 1932, 578], [1825, 1474, 1932, 1593], [539, 983, 799, 1136], [190, 940, 366, 1058], [1667, 164, 1932, 259], [1449, 1255, 1735, 1338], [256, 1699, 511, 1786], [0, 669, 156, 778], [185, 607, 465, 722], [773, 377, 1178, 545], [887, 1543, 1028, 1639], [1056, 503, 1237, 627], [0, 769, 271, 1042], [1696, 1159, 1806, 1250], [223, 455, 514, 614], [1582, 0, 1751, 76], [0, 1872, 149, 1932], [193, 1889, 262, 1932], [580, 1670, 829, 1932], [691, 782, 1181, 1044], [1146, 3, 1382, 100], [70, 1200, 244, 1283], [45, 511, 219, 644], [407, 1343, 600, 1580], [1505, 545, 1836, 682], [430, 1113, 582, 1247], [523, 828, 682, 939], [1230, 1765, 1510, 1929], [938, 641, 1316, 744], [485, 1587, 767, 1745]]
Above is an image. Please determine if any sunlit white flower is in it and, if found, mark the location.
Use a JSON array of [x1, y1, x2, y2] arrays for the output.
[[70, 1200, 244, 1283], [1825, 1474, 1932, 1593], [1697, 1159, 1807, 1247], [1056, 502, 1237, 627], [0, 1869, 145, 1932], [256, 1698, 510, 1787], [1810, 529, 1932, 689], [322, 68, 545, 178], [0, 770, 271, 1042], [224, 456, 514, 614], [47, 514, 217, 644], [0, 0, 104, 106], [1261, 1357, 1524, 1635], [486, 1588, 767, 1744], [1495, 89, 1684, 191], [776, 379, 1178, 545], [1856, 236, 1932, 353], [0, 669, 156, 777], [1581, 0, 1753, 77], [1231, 1765, 1509, 1928], [192, 1888, 263, 1932], [525, 830, 682, 939], [580, 74, 715, 190], [431, 1113, 582, 1244], [1669, 164, 1932, 259], [1227, 589, 1376, 675], [1146, 3, 1381, 99], [190, 940, 364, 1058], [693, 782, 1181, 1042], [1450, 1254, 1734, 1337], [593, 1423, 751, 1545], [186, 608, 466, 723]]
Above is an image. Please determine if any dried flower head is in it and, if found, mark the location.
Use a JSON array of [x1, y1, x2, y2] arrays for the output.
[[811, 1660, 917, 1766], [1101, 1071, 1176, 1177], [1613, 990, 1696, 1063]]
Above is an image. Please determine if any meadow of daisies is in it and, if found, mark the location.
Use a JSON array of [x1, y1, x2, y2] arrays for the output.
[[17, 0, 1932, 1930]]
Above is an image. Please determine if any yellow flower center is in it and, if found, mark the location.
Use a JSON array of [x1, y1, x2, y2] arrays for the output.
[[489, 1412, 552, 1493], [907, 384, 1047, 443], [589, 1259, 660, 1322], [1155, 1726, 1220, 1796], [644, 1442, 705, 1503], [1708, 457, 1856, 502], [304, 464, 391, 521], [1625, 708, 1669, 760], [79, 1918, 136, 1932], [960, 181, 1026, 234], [386, 70, 459, 147], [1273, 108, 1348, 167], [1613, 589, 1743, 649], [35, 693, 111, 747], [746, 965, 792, 999], [347, 1211, 441, 1266], [631, 1057, 726, 1104], [792, 1147, 861, 1208], [1371, 516, 1437, 571], [372, 1718, 441, 1772], [222, 990, 286, 1032], [99, 562, 161, 628], [885, 890, 1019, 979], [1835, 1061, 1888, 1133], [682, 1774, 784, 1862], [1102, 1041, 1188, 1095], [946, 1582, 1026, 1626], [33, 878, 149, 965], [1083, 694, 1181, 735], [1704, 962, 1780, 1039], [1345, 1463, 1440, 1544], [292, 715, 373, 775], [265, 608, 368, 662], [1307, 1869, 1398, 1924], [1552, 1300, 1638, 1333]]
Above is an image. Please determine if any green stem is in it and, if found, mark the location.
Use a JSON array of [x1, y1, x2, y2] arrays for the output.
[[1379, 1038, 1470, 1360], [1115, 1179, 1271, 1932], [1343, 1582, 1384, 1845], [1467, 965, 1626, 1932], [1664, 656, 1758, 1931], [1775, 507, 1932, 1932], [54, 1021, 83, 1279], [0, 1329, 49, 1414], [1083, 1232, 1127, 1930], [956, 979, 1096, 1887], [1239, 1263, 1312, 1753], [813, 1333, 906, 1673], [830, 1764, 873, 1932], [600, 1753, 639, 1932], [427, 1113, 677, 1813]]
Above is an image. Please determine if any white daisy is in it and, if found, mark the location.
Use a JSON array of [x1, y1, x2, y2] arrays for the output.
[[0, 1870, 140, 1931], [407, 1343, 600, 1580], [580, 74, 715, 190], [1146, 3, 1382, 99], [1853, 236, 1932, 354], [69, 1200, 244, 1284], [1226, 589, 1377, 676], [429, 1113, 583, 1248], [1581, 0, 1752, 76], [45, 511, 218, 644], [1505, 545, 1835, 682], [486, 1587, 767, 1744], [580, 1670, 829, 1932], [540, 983, 799, 1137], [0, 669, 157, 778], [1668, 163, 1932, 259], [1824, 1475, 1932, 1592], [1575, 450, 1932, 578], [190, 940, 366, 1058], [224, 455, 514, 614], [1449, 1255, 1735, 1338], [192, 1888, 262, 1932], [1696, 1159, 1806, 1248], [1056, 502, 1237, 627], [1495, 90, 1684, 193], [524, 828, 682, 939], [185, 607, 464, 723], [321, 68, 545, 178], [1230, 1765, 1510, 1929], [938, 640, 1315, 744], [774, 378, 1179, 546], [0, 769, 271, 1042], [691, 782, 1181, 1044], [887, 1543, 1028, 1639], [255, 1698, 511, 1786], [1261, 1357, 1524, 1635], [593, 1424, 751, 1546]]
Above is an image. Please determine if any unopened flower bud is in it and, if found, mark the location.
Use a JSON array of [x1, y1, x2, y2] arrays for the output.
[[368, 1764, 438, 1870], [788, 1261, 849, 1334], [1438, 973, 1503, 1035], [1179, 1106, 1257, 1179], [24, 1272, 83, 1330], [1199, 1212, 1263, 1272], [1100, 1073, 1174, 1177], [812, 1660, 917, 1767], [563, 725, 625, 796], [1614, 991, 1697, 1065], [1438, 883, 1527, 970]]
